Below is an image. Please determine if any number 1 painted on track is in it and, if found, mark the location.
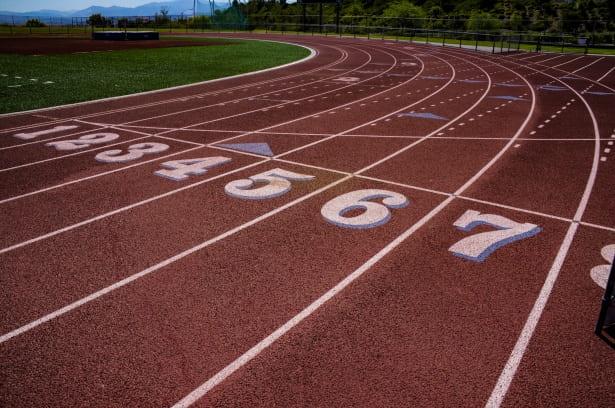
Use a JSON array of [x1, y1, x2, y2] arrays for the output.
[[449, 209, 541, 262], [13, 125, 79, 140]]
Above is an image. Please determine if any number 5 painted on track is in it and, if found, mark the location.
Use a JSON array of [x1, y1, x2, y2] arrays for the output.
[[321, 189, 409, 229], [225, 168, 314, 200], [448, 209, 541, 262]]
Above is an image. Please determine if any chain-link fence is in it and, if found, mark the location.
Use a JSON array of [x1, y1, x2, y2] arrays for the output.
[[1, 13, 613, 55]]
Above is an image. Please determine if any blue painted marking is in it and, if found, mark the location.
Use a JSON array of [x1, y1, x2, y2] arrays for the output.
[[452, 221, 542, 263], [217, 142, 274, 157], [400, 112, 448, 120], [560, 76, 579, 80], [459, 79, 486, 83], [494, 83, 525, 87], [489, 95, 526, 101], [538, 85, 568, 91], [585, 91, 614, 96], [421, 75, 448, 80]]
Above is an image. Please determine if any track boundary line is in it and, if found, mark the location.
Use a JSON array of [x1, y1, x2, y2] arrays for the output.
[[0, 44, 430, 203], [0, 38, 318, 120], [170, 45, 539, 407], [481, 47, 602, 408]]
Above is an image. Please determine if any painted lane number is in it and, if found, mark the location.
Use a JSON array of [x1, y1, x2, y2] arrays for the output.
[[321, 189, 409, 229], [225, 168, 314, 200], [46, 132, 119, 151], [95, 142, 169, 163], [449, 209, 541, 262], [14, 125, 79, 140], [154, 157, 231, 181]]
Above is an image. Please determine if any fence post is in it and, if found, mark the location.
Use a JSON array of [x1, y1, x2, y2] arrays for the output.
[[442, 30, 446, 47], [561, 34, 565, 53], [475, 33, 479, 51], [426, 30, 429, 44], [492, 35, 496, 54], [10, 15, 14, 35]]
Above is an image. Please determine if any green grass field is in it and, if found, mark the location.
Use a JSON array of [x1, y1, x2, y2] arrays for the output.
[[0, 37, 310, 114]]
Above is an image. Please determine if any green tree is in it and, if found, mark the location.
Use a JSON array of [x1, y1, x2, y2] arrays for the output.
[[466, 10, 501, 31], [381, 0, 427, 28], [87, 13, 107, 26], [25, 18, 46, 27]]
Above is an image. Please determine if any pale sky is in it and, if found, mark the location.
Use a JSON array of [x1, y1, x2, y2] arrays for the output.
[[0, 1, 148, 12]]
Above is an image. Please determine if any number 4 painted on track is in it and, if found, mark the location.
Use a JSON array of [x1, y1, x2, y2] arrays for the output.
[[449, 209, 541, 262], [154, 157, 231, 181]]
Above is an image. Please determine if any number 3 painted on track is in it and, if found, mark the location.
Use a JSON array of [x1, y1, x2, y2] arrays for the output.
[[321, 189, 409, 229], [448, 209, 541, 262]]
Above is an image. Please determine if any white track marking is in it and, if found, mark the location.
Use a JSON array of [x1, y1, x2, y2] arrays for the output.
[[0, 40, 319, 123], [117, 45, 373, 127], [551, 55, 584, 68], [0, 126, 106, 151], [0, 41, 355, 135], [0, 47, 427, 204], [170, 45, 539, 407], [0, 175, 351, 345], [0, 135, 152, 173], [570, 56, 605, 74], [0, 48, 497, 340], [597, 66, 615, 82], [479, 47, 602, 408], [13, 125, 78, 140]]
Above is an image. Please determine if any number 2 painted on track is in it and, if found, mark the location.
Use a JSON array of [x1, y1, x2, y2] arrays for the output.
[[46, 133, 119, 151], [448, 209, 541, 262], [95, 142, 169, 163], [225, 168, 314, 200]]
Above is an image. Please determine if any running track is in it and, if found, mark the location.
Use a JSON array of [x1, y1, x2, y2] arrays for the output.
[[1, 34, 614, 407]]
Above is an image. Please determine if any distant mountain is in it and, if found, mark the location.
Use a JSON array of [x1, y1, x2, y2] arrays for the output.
[[0, 0, 229, 18]]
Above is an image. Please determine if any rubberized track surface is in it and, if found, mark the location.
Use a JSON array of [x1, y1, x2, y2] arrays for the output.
[[1, 34, 614, 407]]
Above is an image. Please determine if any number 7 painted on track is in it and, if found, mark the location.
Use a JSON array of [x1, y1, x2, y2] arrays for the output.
[[449, 209, 542, 262]]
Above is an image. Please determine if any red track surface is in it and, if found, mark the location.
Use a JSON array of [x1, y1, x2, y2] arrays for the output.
[[1, 34, 614, 407]]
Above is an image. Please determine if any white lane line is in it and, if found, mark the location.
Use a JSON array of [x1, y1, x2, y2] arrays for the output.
[[551, 55, 584, 68], [0, 49, 478, 342], [171, 48, 537, 408], [0, 126, 106, 151], [0, 40, 321, 123], [0, 174, 351, 345], [597, 65, 615, 82], [0, 134, 151, 173], [0, 47, 427, 203], [117, 45, 372, 127], [0, 41, 344, 135], [571, 56, 605, 74], [484, 49, 602, 408]]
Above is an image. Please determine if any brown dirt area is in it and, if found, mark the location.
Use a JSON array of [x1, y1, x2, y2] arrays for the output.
[[0, 37, 234, 55]]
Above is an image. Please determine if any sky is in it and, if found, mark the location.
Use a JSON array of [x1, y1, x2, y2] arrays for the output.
[[0, 1, 148, 12]]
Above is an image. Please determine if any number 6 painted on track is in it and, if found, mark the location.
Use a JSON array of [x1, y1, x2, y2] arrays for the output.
[[321, 189, 409, 229], [225, 168, 315, 200], [448, 209, 541, 262]]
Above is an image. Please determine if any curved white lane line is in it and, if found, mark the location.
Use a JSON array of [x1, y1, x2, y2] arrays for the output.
[[472, 50, 602, 408], [0, 39, 318, 120], [170, 44, 537, 408]]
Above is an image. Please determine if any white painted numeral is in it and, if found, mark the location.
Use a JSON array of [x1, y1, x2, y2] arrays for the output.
[[95, 142, 169, 163], [590, 244, 615, 289], [449, 209, 541, 262], [225, 168, 314, 200], [154, 157, 231, 181], [321, 189, 409, 229], [45, 132, 119, 151], [14, 125, 79, 140]]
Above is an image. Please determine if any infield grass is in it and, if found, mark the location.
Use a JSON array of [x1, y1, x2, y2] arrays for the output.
[[0, 37, 310, 114]]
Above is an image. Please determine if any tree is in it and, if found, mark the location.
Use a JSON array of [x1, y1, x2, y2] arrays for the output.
[[466, 10, 501, 31], [25, 18, 46, 27], [87, 13, 107, 27], [381, 0, 427, 28]]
